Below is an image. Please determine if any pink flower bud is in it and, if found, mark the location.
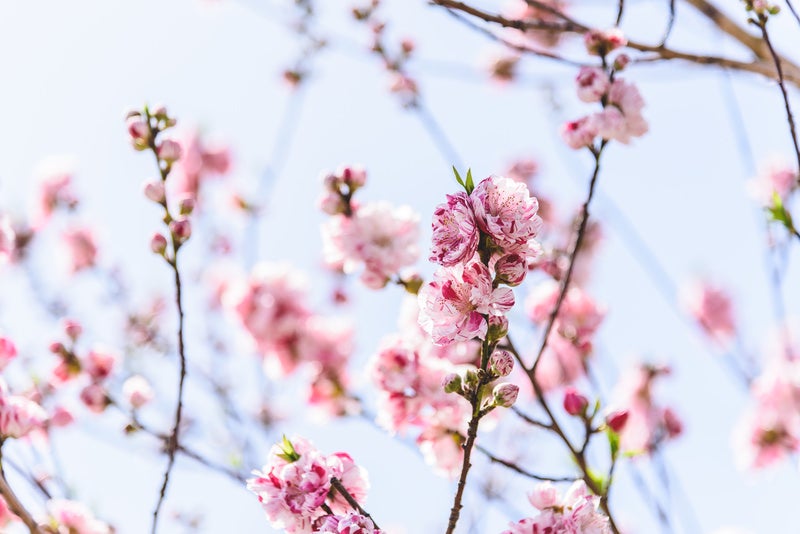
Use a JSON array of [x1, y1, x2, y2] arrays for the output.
[[613, 54, 630, 71], [492, 382, 519, 408], [143, 180, 166, 203], [123, 375, 154, 409], [575, 67, 610, 103], [487, 315, 509, 342], [442, 372, 462, 394], [157, 139, 182, 163], [606, 410, 629, 433], [150, 233, 168, 255], [178, 196, 196, 216], [150, 104, 168, 119], [49, 342, 66, 355], [563, 388, 589, 416], [584, 28, 627, 56], [561, 116, 598, 150], [127, 118, 150, 150], [489, 350, 514, 377], [495, 253, 527, 286], [339, 165, 367, 189], [169, 218, 191, 244], [83, 348, 117, 381], [62, 319, 82, 341], [79, 383, 109, 413]]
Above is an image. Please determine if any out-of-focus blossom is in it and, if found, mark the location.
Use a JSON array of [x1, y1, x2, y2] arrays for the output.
[[503, 480, 611, 534], [44, 499, 111, 534], [62, 227, 98, 273], [123, 375, 154, 409]]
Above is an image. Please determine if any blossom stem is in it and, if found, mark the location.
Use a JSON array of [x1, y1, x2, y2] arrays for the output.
[[0, 444, 43, 534], [444, 334, 491, 534], [330, 477, 381, 530]]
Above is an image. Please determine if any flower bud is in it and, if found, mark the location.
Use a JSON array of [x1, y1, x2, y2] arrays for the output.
[[143, 180, 166, 204], [0, 337, 17, 371], [150, 104, 168, 119], [563, 388, 588, 416], [123, 375, 154, 409], [62, 319, 82, 341], [487, 315, 509, 342], [489, 350, 514, 377], [492, 382, 519, 408], [150, 233, 168, 255], [178, 196, 195, 216], [663, 408, 682, 438], [340, 165, 367, 190], [79, 383, 109, 414], [127, 118, 150, 150], [495, 254, 527, 286], [584, 28, 627, 56], [169, 218, 192, 244], [442, 372, 462, 394], [157, 139, 182, 163], [49, 342, 66, 355], [606, 410, 629, 433], [613, 54, 630, 71]]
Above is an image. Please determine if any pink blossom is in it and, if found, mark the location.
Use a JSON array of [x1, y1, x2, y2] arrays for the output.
[[224, 263, 311, 376], [609, 364, 681, 454], [506, 480, 610, 534], [418, 260, 514, 345], [123, 375, 154, 409], [564, 388, 589, 416], [323, 202, 420, 289], [0, 336, 16, 371], [602, 79, 648, 143], [417, 426, 464, 478], [471, 175, 542, 254], [526, 280, 604, 353], [49, 405, 75, 427], [0, 495, 15, 527], [747, 159, 797, 205], [429, 192, 478, 267], [62, 227, 98, 273], [492, 382, 519, 407], [505, 159, 539, 187], [327, 452, 369, 514], [45, 499, 111, 534], [681, 280, 736, 343], [504, 0, 568, 48], [79, 383, 108, 413], [313, 513, 382, 534], [489, 350, 514, 377], [494, 253, 527, 286], [33, 161, 78, 227], [157, 138, 182, 163], [584, 28, 627, 55], [169, 130, 232, 202], [0, 217, 15, 264], [0, 394, 47, 439], [561, 116, 598, 149], [576, 67, 610, 103], [370, 336, 420, 394], [82, 347, 117, 381]]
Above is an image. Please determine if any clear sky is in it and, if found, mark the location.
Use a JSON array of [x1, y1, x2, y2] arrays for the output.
[[0, 0, 798, 532]]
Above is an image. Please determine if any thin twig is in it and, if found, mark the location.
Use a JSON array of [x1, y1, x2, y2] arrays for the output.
[[330, 477, 381, 529], [757, 15, 800, 183], [474, 443, 577, 482]]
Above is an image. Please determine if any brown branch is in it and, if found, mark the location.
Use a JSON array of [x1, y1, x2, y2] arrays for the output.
[[0, 446, 43, 534], [330, 477, 381, 529], [474, 443, 578, 483], [756, 14, 800, 182], [429, 0, 800, 86]]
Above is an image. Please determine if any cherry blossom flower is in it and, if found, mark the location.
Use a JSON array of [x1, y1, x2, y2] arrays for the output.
[[123, 375, 155, 409], [322, 201, 420, 289], [429, 192, 478, 267], [471, 175, 542, 255], [680, 280, 736, 343], [0, 336, 17, 371], [418, 260, 514, 345], [504, 481, 611, 534], [0, 392, 47, 439], [313, 513, 382, 534], [62, 227, 98, 273]]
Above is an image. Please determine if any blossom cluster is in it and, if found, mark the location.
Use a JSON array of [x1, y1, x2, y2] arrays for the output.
[[503, 481, 611, 534], [320, 166, 421, 290], [369, 299, 477, 476], [419, 174, 542, 345], [734, 333, 800, 469], [526, 280, 605, 391], [247, 436, 376, 533], [224, 262, 355, 415], [609, 363, 682, 455], [43, 498, 112, 534], [561, 33, 648, 150]]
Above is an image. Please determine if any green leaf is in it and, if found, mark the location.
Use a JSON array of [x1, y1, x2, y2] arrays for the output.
[[276, 435, 301, 463], [465, 168, 475, 194], [766, 191, 796, 233], [452, 166, 465, 188]]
